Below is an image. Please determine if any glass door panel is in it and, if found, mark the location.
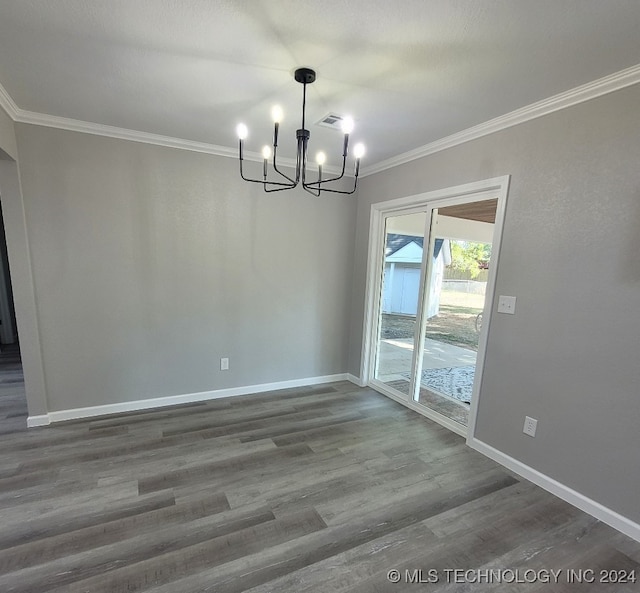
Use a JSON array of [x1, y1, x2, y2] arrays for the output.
[[373, 211, 427, 398], [412, 199, 497, 427]]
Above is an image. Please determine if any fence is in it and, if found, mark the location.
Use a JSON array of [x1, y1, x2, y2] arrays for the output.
[[442, 280, 487, 295]]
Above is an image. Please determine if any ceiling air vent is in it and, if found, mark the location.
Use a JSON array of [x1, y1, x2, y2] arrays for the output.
[[316, 113, 345, 130]]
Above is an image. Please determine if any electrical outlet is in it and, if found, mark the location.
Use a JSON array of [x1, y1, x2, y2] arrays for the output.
[[220, 357, 229, 371], [523, 416, 537, 437], [498, 295, 517, 314]]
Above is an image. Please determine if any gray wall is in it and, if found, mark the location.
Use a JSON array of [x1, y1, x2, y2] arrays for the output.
[[349, 84, 640, 523], [15, 124, 357, 412]]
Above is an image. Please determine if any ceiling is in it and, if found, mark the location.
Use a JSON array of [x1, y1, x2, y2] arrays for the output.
[[0, 1, 639, 172], [439, 199, 497, 224]]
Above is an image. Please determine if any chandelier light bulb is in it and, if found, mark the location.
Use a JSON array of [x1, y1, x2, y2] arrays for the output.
[[316, 151, 326, 166], [353, 143, 365, 159], [262, 145, 272, 160], [341, 116, 354, 135], [271, 105, 283, 123], [236, 123, 248, 140]]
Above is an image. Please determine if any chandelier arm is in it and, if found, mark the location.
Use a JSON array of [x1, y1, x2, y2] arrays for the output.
[[239, 160, 295, 187], [263, 184, 301, 193], [242, 173, 297, 189], [271, 146, 296, 185], [302, 183, 321, 197], [303, 166, 360, 194], [246, 177, 297, 188], [303, 182, 358, 195], [306, 129, 350, 186], [311, 154, 348, 185], [239, 146, 297, 188], [270, 121, 298, 184]]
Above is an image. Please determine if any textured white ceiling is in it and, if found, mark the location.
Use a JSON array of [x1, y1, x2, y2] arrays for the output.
[[0, 0, 639, 167]]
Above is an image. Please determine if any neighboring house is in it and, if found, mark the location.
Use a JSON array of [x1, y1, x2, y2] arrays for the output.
[[382, 234, 450, 318]]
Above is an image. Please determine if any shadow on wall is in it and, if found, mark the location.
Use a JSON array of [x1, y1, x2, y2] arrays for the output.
[[620, 189, 640, 284]]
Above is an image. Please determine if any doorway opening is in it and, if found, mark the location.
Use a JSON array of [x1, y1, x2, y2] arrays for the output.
[[362, 177, 509, 438], [0, 198, 26, 434]]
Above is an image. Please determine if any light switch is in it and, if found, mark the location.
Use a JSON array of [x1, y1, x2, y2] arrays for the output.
[[497, 295, 516, 314]]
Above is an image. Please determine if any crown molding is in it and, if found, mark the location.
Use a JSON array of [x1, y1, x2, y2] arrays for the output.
[[12, 108, 348, 174], [2, 64, 639, 178], [0, 82, 19, 120], [360, 63, 640, 178], [15, 108, 238, 158]]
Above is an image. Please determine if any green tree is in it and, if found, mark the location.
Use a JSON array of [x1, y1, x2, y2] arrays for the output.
[[449, 241, 491, 279]]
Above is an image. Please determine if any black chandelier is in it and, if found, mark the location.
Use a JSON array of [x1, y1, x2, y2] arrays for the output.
[[236, 67, 365, 196]]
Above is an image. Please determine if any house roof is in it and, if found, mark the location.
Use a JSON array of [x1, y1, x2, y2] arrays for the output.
[[386, 235, 449, 262], [385, 234, 424, 258]]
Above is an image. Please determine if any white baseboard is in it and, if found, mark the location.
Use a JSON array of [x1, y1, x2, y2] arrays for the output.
[[26, 414, 50, 428], [27, 373, 348, 426], [469, 437, 640, 543], [346, 373, 366, 387]]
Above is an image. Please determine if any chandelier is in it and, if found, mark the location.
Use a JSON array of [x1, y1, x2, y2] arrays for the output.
[[236, 68, 365, 196]]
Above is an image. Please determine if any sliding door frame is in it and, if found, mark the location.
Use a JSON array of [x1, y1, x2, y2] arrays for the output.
[[360, 176, 510, 440], [371, 205, 430, 399]]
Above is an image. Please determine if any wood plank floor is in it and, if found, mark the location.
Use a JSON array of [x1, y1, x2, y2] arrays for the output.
[[0, 344, 28, 437], [1, 359, 639, 592]]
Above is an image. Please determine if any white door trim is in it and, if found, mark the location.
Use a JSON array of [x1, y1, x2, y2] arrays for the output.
[[360, 175, 511, 439], [0, 160, 49, 418]]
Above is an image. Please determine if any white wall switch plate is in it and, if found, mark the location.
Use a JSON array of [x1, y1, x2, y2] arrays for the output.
[[497, 295, 517, 314], [220, 357, 229, 371], [523, 416, 538, 437]]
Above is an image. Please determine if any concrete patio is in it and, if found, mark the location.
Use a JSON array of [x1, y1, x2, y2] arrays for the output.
[[376, 337, 476, 383]]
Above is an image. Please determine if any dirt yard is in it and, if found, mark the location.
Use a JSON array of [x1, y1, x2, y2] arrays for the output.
[[380, 291, 485, 351]]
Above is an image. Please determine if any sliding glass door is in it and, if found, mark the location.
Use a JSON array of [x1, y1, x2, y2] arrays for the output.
[[370, 196, 500, 435], [373, 209, 429, 399]]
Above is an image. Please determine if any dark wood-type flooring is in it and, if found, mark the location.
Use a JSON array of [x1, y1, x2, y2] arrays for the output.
[[1, 355, 639, 592], [0, 344, 28, 436], [385, 379, 469, 426]]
